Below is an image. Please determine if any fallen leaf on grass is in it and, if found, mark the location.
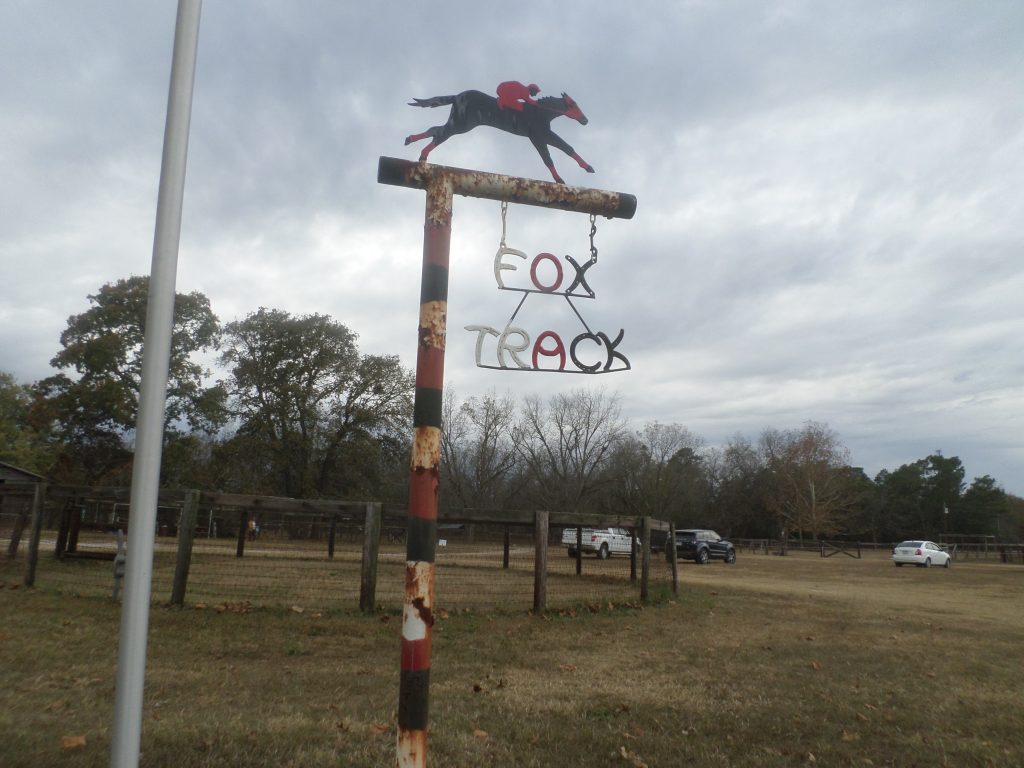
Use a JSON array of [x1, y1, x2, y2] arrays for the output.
[[856, 712, 870, 722], [369, 723, 390, 734], [61, 735, 87, 750], [619, 745, 648, 767], [559, 663, 578, 672], [289, 605, 304, 614], [810, 661, 823, 671], [473, 729, 489, 740], [841, 730, 860, 742]]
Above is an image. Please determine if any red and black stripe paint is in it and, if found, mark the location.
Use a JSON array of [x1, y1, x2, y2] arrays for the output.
[[398, 174, 453, 767]]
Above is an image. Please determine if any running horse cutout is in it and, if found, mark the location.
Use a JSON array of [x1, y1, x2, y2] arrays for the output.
[[404, 89, 595, 184]]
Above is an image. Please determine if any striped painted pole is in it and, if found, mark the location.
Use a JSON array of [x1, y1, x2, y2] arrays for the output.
[[398, 172, 452, 767], [378, 156, 635, 767]]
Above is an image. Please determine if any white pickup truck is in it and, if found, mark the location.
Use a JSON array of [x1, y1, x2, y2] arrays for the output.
[[561, 527, 637, 559]]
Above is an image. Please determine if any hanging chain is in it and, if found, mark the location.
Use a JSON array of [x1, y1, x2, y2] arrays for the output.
[[588, 214, 598, 264], [500, 201, 508, 248]]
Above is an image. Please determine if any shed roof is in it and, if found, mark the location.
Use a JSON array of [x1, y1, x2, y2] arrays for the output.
[[0, 460, 46, 482]]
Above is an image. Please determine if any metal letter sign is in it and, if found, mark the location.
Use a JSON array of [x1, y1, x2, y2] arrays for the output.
[[466, 204, 631, 374], [382, 80, 636, 768]]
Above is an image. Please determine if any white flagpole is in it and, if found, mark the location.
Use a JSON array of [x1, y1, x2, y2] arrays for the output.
[[110, 2, 202, 766]]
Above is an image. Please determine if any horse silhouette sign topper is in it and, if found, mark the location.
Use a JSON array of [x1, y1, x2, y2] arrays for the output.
[[404, 81, 595, 184]]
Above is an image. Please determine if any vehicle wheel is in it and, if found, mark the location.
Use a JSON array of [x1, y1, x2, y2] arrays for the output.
[[724, 549, 736, 564], [597, 543, 609, 560], [696, 548, 709, 565], [924, 557, 931, 568], [943, 558, 950, 569]]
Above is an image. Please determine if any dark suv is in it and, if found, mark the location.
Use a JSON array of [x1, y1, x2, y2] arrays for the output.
[[667, 529, 736, 565]]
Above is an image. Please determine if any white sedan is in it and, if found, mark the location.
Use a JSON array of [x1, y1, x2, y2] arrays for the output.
[[893, 540, 951, 568]]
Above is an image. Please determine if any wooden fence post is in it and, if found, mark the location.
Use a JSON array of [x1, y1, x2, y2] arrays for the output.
[[5, 494, 30, 559], [23, 483, 47, 587], [575, 526, 583, 576], [630, 529, 638, 583], [67, 503, 82, 554], [170, 489, 200, 606], [533, 510, 549, 613], [359, 502, 382, 613], [236, 509, 248, 558], [502, 526, 510, 569], [54, 500, 71, 559], [640, 516, 651, 603], [328, 512, 337, 560], [668, 523, 679, 596]]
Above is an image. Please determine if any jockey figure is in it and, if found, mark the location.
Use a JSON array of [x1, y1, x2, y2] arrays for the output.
[[496, 81, 540, 111]]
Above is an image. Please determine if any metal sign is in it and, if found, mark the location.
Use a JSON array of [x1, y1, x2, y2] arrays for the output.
[[404, 81, 595, 184], [383, 87, 636, 766], [466, 204, 630, 374]]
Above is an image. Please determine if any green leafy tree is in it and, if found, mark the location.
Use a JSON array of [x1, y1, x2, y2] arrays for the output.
[[220, 308, 413, 498], [0, 371, 54, 474], [921, 452, 965, 535], [874, 463, 927, 539], [605, 422, 707, 524], [956, 475, 1007, 536], [36, 276, 224, 483], [1002, 494, 1024, 541], [706, 435, 773, 538]]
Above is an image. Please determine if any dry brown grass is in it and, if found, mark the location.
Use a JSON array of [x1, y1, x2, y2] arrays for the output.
[[1, 550, 1022, 767]]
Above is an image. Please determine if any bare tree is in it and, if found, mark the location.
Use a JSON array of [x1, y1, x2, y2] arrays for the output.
[[516, 388, 627, 513], [760, 421, 853, 539], [440, 389, 519, 509]]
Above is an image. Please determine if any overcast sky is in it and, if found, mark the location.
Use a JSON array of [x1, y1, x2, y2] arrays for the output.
[[1, 1, 1021, 494]]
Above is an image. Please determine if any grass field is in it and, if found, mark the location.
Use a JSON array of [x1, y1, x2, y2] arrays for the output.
[[1, 551, 1022, 767]]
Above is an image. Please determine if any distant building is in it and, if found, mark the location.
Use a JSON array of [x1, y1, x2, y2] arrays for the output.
[[0, 460, 45, 519]]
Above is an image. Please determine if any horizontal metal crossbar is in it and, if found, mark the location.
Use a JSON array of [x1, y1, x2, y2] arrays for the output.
[[377, 156, 636, 219]]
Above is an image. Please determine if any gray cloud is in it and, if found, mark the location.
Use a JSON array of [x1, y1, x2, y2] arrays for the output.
[[1, 0, 1020, 492]]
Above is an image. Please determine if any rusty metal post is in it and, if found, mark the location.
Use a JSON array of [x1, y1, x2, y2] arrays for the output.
[[379, 156, 636, 768], [396, 170, 452, 768]]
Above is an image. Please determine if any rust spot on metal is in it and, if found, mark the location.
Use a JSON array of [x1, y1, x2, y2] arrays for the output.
[[412, 596, 435, 627], [411, 426, 440, 472], [406, 561, 435, 604], [397, 730, 428, 768], [418, 301, 447, 350], [425, 174, 453, 226], [378, 156, 636, 219]]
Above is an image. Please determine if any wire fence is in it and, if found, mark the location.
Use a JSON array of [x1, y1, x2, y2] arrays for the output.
[[0, 486, 677, 612]]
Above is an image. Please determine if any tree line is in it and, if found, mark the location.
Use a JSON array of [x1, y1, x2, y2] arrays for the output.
[[2, 276, 1021, 542]]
